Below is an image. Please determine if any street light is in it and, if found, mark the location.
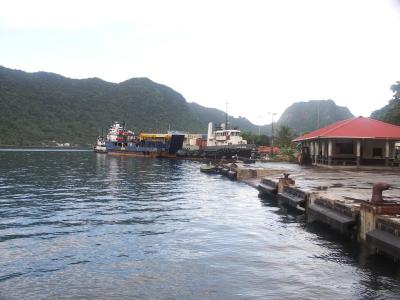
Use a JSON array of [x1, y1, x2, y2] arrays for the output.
[[268, 112, 277, 148]]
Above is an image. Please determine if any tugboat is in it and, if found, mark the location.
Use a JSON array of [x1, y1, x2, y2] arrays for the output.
[[105, 121, 185, 157], [204, 122, 255, 159], [93, 136, 107, 153]]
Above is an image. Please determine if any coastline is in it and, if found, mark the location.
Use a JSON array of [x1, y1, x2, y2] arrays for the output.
[[0, 146, 91, 151]]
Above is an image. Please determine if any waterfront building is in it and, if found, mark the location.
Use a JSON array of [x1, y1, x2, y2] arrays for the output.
[[182, 133, 207, 150], [293, 116, 400, 167]]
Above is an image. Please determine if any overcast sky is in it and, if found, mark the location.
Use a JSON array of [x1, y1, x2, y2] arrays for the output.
[[1, 0, 400, 125]]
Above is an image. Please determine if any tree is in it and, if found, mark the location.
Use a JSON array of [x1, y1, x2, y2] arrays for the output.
[[391, 81, 400, 100], [371, 82, 400, 125], [242, 132, 271, 146], [275, 125, 294, 147]]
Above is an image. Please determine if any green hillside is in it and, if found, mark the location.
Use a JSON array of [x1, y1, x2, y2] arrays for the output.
[[0, 66, 258, 146], [370, 82, 400, 125], [277, 99, 354, 136]]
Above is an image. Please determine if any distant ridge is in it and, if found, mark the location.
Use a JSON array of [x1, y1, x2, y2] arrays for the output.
[[277, 99, 354, 135], [0, 66, 259, 146]]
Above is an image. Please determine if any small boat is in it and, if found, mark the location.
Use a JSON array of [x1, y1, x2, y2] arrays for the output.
[[94, 136, 107, 153], [200, 163, 218, 174]]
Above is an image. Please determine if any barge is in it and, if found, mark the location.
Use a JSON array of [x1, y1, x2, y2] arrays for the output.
[[105, 121, 184, 157]]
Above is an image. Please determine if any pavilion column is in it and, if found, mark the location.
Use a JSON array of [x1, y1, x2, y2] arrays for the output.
[[328, 140, 333, 165], [312, 141, 316, 164], [356, 140, 361, 167], [310, 141, 314, 162], [385, 140, 390, 166], [321, 142, 326, 164], [315, 141, 319, 164]]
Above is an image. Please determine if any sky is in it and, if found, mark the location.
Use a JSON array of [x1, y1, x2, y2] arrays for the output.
[[1, 0, 400, 125]]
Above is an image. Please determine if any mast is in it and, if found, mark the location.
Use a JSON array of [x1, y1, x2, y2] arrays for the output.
[[225, 102, 229, 130]]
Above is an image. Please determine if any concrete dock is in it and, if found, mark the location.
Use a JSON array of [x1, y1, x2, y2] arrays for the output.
[[219, 161, 400, 261]]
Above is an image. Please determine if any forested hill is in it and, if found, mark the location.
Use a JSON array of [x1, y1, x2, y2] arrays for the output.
[[277, 99, 354, 135], [0, 66, 258, 146], [370, 82, 400, 125]]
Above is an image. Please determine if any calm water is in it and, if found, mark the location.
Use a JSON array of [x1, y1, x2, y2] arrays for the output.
[[0, 151, 400, 299]]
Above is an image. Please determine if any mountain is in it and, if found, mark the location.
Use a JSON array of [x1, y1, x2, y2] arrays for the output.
[[370, 82, 400, 125], [187, 102, 259, 132], [277, 100, 354, 135], [0, 66, 259, 146]]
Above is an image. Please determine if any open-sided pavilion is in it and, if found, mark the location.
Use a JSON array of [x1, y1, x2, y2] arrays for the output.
[[293, 117, 400, 167]]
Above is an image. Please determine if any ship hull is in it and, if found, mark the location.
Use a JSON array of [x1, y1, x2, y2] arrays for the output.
[[105, 134, 184, 158], [94, 148, 107, 154], [107, 150, 161, 158], [177, 144, 255, 160], [204, 144, 254, 159]]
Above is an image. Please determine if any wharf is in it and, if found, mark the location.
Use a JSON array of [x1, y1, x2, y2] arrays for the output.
[[219, 161, 400, 261]]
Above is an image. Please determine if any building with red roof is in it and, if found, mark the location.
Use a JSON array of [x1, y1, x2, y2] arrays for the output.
[[292, 116, 400, 166]]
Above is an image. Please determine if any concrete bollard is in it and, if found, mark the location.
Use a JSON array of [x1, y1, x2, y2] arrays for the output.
[[371, 182, 391, 203], [277, 173, 295, 193], [359, 182, 398, 241]]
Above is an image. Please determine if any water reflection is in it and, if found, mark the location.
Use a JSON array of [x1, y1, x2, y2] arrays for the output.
[[258, 192, 400, 299], [0, 150, 399, 299]]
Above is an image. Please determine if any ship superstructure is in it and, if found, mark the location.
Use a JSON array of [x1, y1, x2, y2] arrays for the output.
[[206, 122, 247, 147]]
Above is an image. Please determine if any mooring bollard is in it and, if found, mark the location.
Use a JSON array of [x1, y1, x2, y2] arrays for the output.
[[277, 173, 295, 194], [282, 173, 295, 185], [371, 182, 391, 204]]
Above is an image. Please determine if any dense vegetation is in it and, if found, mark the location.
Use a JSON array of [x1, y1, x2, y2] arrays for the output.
[[370, 82, 400, 125], [0, 66, 358, 147], [241, 132, 271, 146], [277, 100, 354, 136], [274, 125, 295, 147], [242, 125, 294, 147], [0, 66, 259, 146]]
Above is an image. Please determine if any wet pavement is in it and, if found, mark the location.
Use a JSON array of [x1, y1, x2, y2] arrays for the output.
[[249, 162, 400, 204]]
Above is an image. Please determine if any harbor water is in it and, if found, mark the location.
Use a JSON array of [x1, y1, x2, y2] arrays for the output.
[[0, 150, 400, 299]]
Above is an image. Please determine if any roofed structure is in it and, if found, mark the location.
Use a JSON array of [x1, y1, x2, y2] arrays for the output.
[[293, 116, 400, 142], [293, 117, 400, 167]]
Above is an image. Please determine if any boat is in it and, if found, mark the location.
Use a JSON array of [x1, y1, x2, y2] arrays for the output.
[[105, 121, 185, 157], [204, 122, 255, 159], [94, 136, 107, 153], [200, 162, 218, 174]]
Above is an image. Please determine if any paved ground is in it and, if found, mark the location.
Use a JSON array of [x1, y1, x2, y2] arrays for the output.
[[248, 162, 400, 204]]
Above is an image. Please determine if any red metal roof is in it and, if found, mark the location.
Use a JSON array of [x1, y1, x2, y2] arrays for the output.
[[293, 117, 400, 142]]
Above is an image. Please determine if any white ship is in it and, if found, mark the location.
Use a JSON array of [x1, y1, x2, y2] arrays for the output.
[[93, 136, 107, 153], [206, 122, 247, 147], [203, 122, 253, 159]]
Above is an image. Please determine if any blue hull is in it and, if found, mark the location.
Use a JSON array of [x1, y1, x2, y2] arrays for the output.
[[106, 134, 184, 157]]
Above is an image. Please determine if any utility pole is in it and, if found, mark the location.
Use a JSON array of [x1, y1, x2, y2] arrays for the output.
[[268, 112, 277, 148]]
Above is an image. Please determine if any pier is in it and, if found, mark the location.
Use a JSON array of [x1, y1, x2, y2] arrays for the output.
[[217, 161, 400, 261]]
